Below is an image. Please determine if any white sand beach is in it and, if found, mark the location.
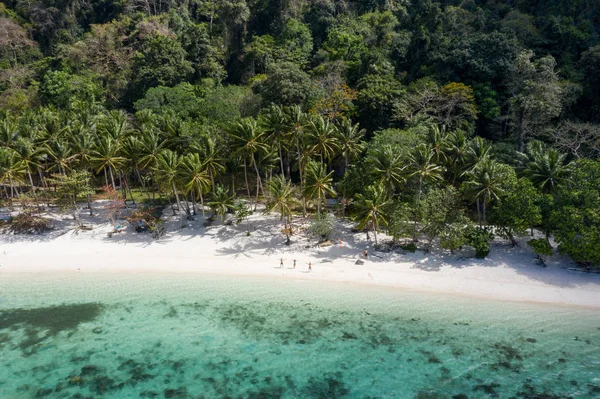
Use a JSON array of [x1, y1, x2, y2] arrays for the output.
[[1, 204, 600, 308]]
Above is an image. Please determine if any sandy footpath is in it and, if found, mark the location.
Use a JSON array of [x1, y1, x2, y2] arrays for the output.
[[1, 206, 600, 308]]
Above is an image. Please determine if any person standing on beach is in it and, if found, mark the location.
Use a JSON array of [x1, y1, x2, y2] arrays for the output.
[[280, 258, 284, 268], [293, 259, 296, 269], [308, 262, 312, 272]]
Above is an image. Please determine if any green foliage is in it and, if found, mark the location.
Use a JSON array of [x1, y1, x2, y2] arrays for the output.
[[527, 239, 553, 257], [40, 71, 103, 108], [550, 160, 600, 266], [466, 227, 494, 259], [47, 171, 95, 221], [309, 213, 335, 242], [134, 83, 201, 118], [130, 35, 194, 101], [491, 177, 542, 245], [255, 62, 315, 106]]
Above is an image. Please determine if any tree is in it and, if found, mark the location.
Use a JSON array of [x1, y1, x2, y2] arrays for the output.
[[48, 171, 94, 226], [508, 51, 563, 151], [133, 84, 202, 118], [519, 142, 571, 193], [181, 153, 211, 220], [352, 184, 391, 245], [303, 160, 335, 216], [463, 160, 512, 227], [550, 160, 600, 267], [130, 35, 194, 100], [155, 149, 185, 216], [336, 119, 365, 172], [265, 175, 298, 244], [208, 184, 235, 222], [0, 147, 25, 199], [255, 62, 314, 106], [305, 115, 339, 166], [490, 177, 542, 246], [407, 144, 443, 201]]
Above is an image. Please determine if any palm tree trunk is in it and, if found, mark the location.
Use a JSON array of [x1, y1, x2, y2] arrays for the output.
[[190, 193, 197, 216], [172, 182, 183, 215], [87, 194, 93, 216], [373, 219, 378, 246], [243, 161, 250, 200], [476, 198, 481, 228], [109, 167, 116, 192], [199, 191, 206, 221], [317, 192, 321, 216], [252, 154, 262, 210], [104, 167, 109, 189], [278, 142, 284, 177], [483, 197, 487, 227]]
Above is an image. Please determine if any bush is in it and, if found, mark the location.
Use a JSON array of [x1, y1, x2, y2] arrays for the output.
[[527, 238, 553, 257], [467, 227, 494, 259], [10, 212, 51, 234], [309, 213, 335, 242], [401, 243, 417, 253]]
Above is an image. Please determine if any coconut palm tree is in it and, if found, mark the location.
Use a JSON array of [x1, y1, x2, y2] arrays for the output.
[[443, 130, 471, 185], [45, 139, 76, 175], [193, 134, 224, 192], [265, 175, 298, 244], [0, 147, 26, 198], [261, 105, 289, 177], [336, 119, 366, 172], [284, 105, 308, 214], [520, 142, 570, 193], [156, 149, 186, 216], [228, 117, 268, 209], [304, 160, 336, 216], [353, 184, 391, 245], [464, 159, 510, 227], [407, 144, 443, 201], [181, 153, 211, 220], [91, 135, 126, 189], [305, 115, 339, 166], [13, 138, 44, 195], [368, 144, 406, 195], [208, 184, 235, 222]]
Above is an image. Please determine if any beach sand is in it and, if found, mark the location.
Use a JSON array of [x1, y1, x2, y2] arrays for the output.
[[1, 204, 599, 308]]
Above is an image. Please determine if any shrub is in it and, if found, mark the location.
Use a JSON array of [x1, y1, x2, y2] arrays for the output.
[[401, 243, 417, 253], [10, 212, 51, 234], [309, 213, 335, 242], [467, 227, 494, 258]]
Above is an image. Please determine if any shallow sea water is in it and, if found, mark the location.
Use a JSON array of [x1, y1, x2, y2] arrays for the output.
[[0, 273, 599, 399]]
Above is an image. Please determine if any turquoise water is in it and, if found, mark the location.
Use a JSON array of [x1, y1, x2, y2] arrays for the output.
[[0, 274, 599, 399]]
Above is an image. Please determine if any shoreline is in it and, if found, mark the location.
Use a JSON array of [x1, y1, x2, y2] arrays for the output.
[[1, 210, 600, 309]]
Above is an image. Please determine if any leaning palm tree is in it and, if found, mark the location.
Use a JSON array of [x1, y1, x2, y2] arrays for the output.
[[45, 139, 76, 175], [207, 184, 235, 223], [407, 144, 444, 201], [304, 160, 336, 216], [228, 118, 269, 209], [181, 153, 211, 220], [13, 138, 44, 195], [336, 118, 366, 172], [193, 134, 225, 192], [265, 175, 299, 244], [463, 159, 510, 227], [155, 149, 185, 216], [352, 184, 391, 245]]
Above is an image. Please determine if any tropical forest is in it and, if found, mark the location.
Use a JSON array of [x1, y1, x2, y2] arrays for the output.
[[1, 0, 600, 266]]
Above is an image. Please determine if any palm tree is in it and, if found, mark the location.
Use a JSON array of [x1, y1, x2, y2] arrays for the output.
[[407, 144, 444, 201], [336, 119, 366, 172], [98, 110, 129, 141], [464, 159, 510, 227], [284, 105, 307, 214], [193, 134, 224, 192], [265, 175, 299, 244], [443, 130, 471, 185], [0, 147, 25, 199], [353, 184, 391, 245], [13, 138, 44, 195], [208, 184, 235, 222], [45, 139, 76, 175], [304, 160, 336, 216], [305, 115, 339, 166], [261, 105, 289, 177], [228, 118, 268, 209], [520, 143, 570, 193], [181, 153, 211, 220], [369, 144, 406, 195], [423, 124, 448, 164], [156, 149, 186, 216], [91, 135, 125, 189], [0, 118, 19, 147]]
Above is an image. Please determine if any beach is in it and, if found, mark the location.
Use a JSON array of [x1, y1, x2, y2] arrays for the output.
[[1, 205, 599, 309]]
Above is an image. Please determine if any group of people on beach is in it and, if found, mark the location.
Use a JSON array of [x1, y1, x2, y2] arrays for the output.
[[280, 258, 311, 272]]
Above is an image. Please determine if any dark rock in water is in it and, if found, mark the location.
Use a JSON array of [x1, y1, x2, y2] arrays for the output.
[[303, 372, 349, 398], [92, 327, 103, 334], [341, 332, 357, 340], [0, 303, 103, 335], [140, 391, 160, 398], [451, 395, 469, 399], [355, 260, 364, 265], [525, 338, 537, 343], [246, 385, 286, 399], [164, 387, 187, 398], [91, 375, 117, 394], [35, 388, 53, 397], [80, 365, 100, 376], [473, 382, 500, 395]]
